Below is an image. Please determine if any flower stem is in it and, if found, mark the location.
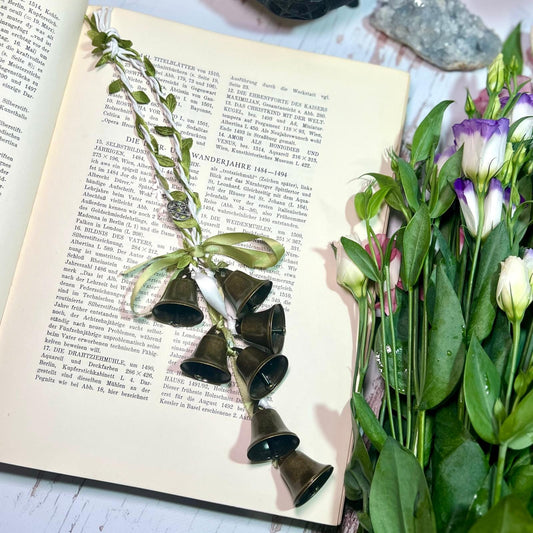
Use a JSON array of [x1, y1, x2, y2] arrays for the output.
[[377, 281, 396, 440], [464, 194, 485, 326], [417, 409, 426, 467], [353, 296, 368, 394], [406, 287, 415, 449], [385, 264, 403, 446], [493, 442, 508, 506], [506, 319, 522, 412]]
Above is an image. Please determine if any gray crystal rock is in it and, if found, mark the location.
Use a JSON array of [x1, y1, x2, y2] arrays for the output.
[[370, 0, 502, 71]]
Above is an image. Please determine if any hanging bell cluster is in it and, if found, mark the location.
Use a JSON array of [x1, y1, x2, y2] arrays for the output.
[[152, 266, 332, 507]]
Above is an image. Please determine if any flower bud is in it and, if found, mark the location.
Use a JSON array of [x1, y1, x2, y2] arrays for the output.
[[334, 242, 367, 300], [487, 53, 505, 94], [496, 256, 533, 322]]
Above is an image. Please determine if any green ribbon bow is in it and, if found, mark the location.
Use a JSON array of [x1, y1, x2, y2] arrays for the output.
[[123, 232, 285, 315]]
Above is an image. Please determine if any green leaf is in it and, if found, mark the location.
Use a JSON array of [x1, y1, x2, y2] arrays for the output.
[[410, 100, 453, 165], [354, 190, 370, 220], [367, 173, 406, 214], [341, 237, 380, 282], [367, 186, 392, 219], [432, 440, 489, 533], [143, 55, 156, 76], [468, 495, 533, 532], [433, 404, 472, 463], [500, 389, 533, 450], [509, 465, 533, 505], [351, 392, 388, 452], [94, 53, 111, 68], [472, 221, 511, 302], [369, 438, 436, 533], [154, 154, 175, 167], [463, 337, 501, 444], [396, 157, 420, 211], [465, 467, 495, 529], [180, 138, 193, 177], [132, 91, 150, 104], [154, 126, 175, 136], [420, 263, 465, 410], [467, 272, 498, 343], [344, 433, 373, 501], [401, 204, 431, 288], [165, 93, 177, 113], [108, 79, 122, 94], [501, 23, 523, 75]]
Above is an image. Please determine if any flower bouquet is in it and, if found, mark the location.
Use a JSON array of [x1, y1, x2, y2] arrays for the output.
[[336, 25, 533, 532]]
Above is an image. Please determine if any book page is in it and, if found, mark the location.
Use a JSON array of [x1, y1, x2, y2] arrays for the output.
[[0, 7, 408, 526], [0, 0, 88, 317]]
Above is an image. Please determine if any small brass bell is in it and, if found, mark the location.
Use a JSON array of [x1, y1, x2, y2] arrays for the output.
[[152, 270, 204, 327], [180, 326, 231, 385], [247, 407, 300, 462], [216, 268, 272, 318], [236, 346, 288, 400], [235, 303, 286, 354], [278, 450, 334, 507]]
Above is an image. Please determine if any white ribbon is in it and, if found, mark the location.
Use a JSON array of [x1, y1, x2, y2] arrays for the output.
[[191, 269, 230, 319]]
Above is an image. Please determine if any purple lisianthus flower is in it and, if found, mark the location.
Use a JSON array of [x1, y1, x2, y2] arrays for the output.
[[454, 178, 503, 240], [453, 118, 509, 191], [503, 93, 533, 141], [434, 145, 456, 173], [454, 178, 479, 237]]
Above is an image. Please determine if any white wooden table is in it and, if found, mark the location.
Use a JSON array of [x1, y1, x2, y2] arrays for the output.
[[1, 1, 531, 531]]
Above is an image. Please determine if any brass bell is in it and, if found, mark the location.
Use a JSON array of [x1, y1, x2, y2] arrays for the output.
[[235, 303, 286, 354], [216, 268, 272, 318], [247, 407, 300, 462], [180, 326, 231, 385], [278, 450, 334, 507], [236, 346, 288, 400], [152, 270, 204, 327]]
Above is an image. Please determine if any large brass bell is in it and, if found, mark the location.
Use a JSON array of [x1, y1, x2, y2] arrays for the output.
[[278, 450, 334, 507], [152, 270, 204, 327], [235, 303, 286, 354], [216, 268, 272, 318], [236, 346, 288, 400], [180, 326, 231, 385], [247, 407, 300, 462]]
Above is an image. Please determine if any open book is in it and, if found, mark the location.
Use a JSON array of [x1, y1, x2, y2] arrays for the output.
[[0, 0, 408, 526]]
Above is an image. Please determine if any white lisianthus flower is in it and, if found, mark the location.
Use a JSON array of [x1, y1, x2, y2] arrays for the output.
[[453, 118, 509, 192], [334, 241, 367, 300], [496, 256, 533, 322]]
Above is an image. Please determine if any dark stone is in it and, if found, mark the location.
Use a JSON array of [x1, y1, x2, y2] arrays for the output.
[[253, 0, 359, 20]]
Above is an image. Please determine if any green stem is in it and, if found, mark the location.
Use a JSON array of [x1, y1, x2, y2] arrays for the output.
[[406, 287, 415, 450], [521, 317, 533, 372], [417, 410, 426, 467], [385, 265, 403, 446], [353, 296, 368, 394], [377, 281, 396, 440], [506, 320, 522, 412], [493, 443, 508, 506], [464, 194, 485, 326]]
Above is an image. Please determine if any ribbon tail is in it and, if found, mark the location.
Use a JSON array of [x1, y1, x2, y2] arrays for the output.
[[192, 270, 228, 318]]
